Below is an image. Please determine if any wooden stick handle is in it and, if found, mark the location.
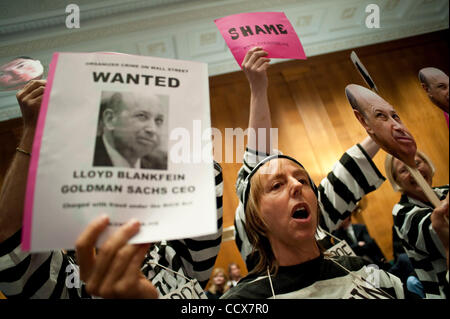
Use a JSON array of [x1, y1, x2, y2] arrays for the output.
[[406, 165, 448, 224], [406, 165, 441, 207]]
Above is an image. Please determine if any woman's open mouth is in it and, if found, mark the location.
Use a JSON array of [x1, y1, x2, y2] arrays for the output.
[[291, 203, 310, 221]]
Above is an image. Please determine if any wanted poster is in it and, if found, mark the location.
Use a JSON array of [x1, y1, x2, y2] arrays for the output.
[[22, 52, 217, 251]]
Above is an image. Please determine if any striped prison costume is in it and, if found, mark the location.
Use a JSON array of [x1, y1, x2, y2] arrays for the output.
[[0, 162, 223, 299], [221, 254, 408, 299], [392, 185, 449, 299], [234, 144, 386, 271]]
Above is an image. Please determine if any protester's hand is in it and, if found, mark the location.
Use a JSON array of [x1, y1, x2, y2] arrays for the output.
[[242, 47, 271, 93], [431, 194, 449, 252], [16, 79, 46, 129], [75, 215, 158, 299]]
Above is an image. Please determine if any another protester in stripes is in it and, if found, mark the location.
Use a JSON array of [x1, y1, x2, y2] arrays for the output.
[[385, 152, 449, 299]]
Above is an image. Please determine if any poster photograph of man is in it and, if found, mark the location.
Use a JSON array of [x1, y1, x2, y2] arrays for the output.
[[93, 91, 168, 170]]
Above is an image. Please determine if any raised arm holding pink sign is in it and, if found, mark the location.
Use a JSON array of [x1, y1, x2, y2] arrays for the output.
[[214, 12, 306, 67]]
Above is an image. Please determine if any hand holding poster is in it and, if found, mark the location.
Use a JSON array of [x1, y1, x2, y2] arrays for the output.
[[214, 12, 306, 67], [22, 52, 217, 252]]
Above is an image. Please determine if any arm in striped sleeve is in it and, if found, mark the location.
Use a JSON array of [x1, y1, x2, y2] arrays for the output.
[[318, 141, 385, 233], [393, 200, 447, 260], [0, 230, 86, 299], [167, 162, 223, 288]]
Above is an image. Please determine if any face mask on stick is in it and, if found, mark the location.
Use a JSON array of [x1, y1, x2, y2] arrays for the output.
[[347, 55, 444, 210], [0, 57, 44, 91], [345, 51, 448, 224], [345, 84, 417, 167]]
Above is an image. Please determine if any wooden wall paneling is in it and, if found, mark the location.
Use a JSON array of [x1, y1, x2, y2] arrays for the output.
[[312, 64, 356, 151], [281, 70, 345, 182], [211, 79, 248, 229], [325, 60, 369, 148], [267, 72, 323, 180], [209, 77, 252, 277]]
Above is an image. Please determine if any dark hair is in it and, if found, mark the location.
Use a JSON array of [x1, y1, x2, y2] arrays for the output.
[[96, 92, 124, 136], [345, 88, 359, 111], [418, 70, 429, 86], [345, 87, 368, 118], [100, 92, 124, 115]]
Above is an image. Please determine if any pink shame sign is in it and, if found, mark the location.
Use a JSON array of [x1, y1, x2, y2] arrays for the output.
[[214, 12, 306, 67]]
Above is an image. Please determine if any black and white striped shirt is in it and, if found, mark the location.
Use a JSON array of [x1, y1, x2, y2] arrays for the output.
[[221, 255, 406, 299], [392, 186, 449, 299], [0, 162, 223, 299], [234, 144, 386, 270]]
